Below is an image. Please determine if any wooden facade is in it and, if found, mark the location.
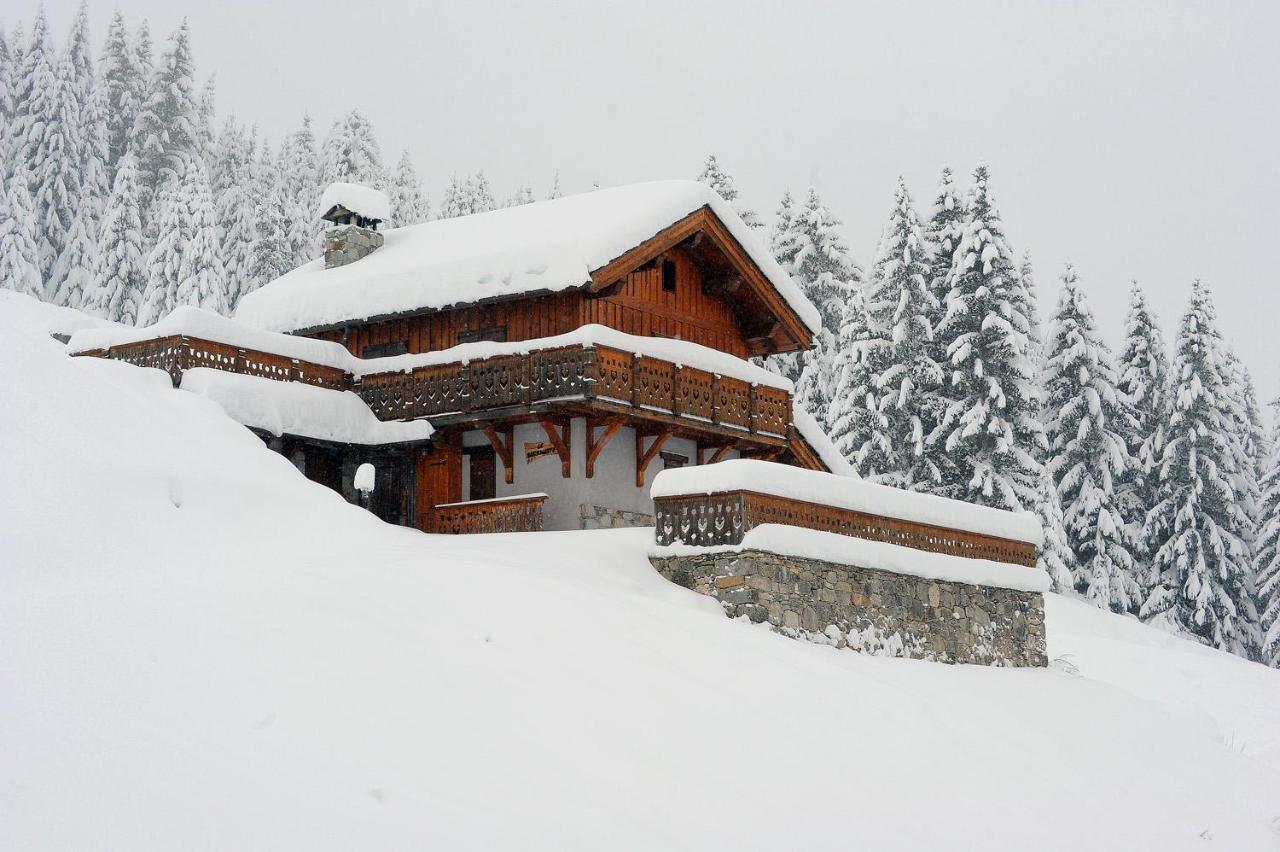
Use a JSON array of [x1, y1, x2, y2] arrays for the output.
[[312, 247, 753, 360], [653, 490, 1038, 568]]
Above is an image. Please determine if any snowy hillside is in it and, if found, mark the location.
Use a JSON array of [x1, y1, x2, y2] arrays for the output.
[[2, 300, 1279, 851]]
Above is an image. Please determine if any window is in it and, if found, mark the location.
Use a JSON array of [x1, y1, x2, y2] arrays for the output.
[[457, 325, 508, 344], [660, 451, 688, 470], [661, 259, 677, 292], [363, 339, 408, 358]]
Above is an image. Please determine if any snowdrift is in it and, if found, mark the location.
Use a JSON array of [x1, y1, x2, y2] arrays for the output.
[[3, 301, 1280, 851]]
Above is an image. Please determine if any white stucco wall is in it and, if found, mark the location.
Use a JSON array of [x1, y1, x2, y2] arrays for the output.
[[459, 419, 738, 531]]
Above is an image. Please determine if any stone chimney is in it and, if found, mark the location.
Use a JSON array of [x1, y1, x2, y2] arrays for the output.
[[317, 182, 390, 269]]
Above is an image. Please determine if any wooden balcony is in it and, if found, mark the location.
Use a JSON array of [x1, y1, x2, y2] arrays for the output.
[[357, 344, 792, 438], [424, 494, 547, 534], [76, 335, 349, 391], [653, 490, 1038, 567]]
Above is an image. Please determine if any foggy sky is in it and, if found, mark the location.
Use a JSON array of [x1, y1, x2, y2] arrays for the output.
[[22, 0, 1280, 415]]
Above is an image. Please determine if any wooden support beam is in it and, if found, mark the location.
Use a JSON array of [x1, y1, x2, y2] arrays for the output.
[[482, 424, 515, 484], [745, 447, 784, 463], [697, 441, 735, 465], [635, 430, 673, 488], [707, 444, 734, 465], [538, 419, 572, 479], [586, 418, 623, 479]]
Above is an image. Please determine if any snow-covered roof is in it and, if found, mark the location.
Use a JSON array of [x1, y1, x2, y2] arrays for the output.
[[67, 306, 361, 371], [180, 368, 433, 445], [236, 180, 822, 336], [650, 459, 1043, 546], [1, 290, 122, 341], [650, 524, 1050, 593], [318, 182, 390, 222]]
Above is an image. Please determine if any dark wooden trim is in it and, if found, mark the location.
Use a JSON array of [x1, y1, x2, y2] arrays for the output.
[[636, 430, 673, 488], [538, 419, 572, 478], [481, 424, 515, 484], [585, 418, 623, 478]]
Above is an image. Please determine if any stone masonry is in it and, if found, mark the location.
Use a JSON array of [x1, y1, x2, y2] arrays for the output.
[[580, 504, 655, 530], [324, 224, 385, 269], [650, 549, 1047, 667]]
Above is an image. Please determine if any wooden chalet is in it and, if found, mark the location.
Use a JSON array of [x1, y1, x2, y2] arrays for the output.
[[75, 180, 844, 534]]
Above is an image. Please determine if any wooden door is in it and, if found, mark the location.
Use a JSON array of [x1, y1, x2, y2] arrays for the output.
[[468, 446, 496, 501], [415, 445, 462, 531]]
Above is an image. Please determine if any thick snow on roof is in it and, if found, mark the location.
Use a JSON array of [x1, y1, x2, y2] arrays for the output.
[[236, 180, 822, 335], [67, 306, 362, 371], [651, 459, 1043, 546], [318, 182, 390, 222], [650, 524, 1051, 593], [0, 290, 121, 341], [180, 368, 433, 445]]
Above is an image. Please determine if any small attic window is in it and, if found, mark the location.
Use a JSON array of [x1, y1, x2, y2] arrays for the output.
[[661, 259, 677, 293]]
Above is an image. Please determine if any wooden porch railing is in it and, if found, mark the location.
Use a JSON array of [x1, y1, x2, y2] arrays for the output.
[[77, 335, 349, 391], [357, 345, 792, 436], [77, 335, 794, 439], [425, 494, 547, 534], [652, 490, 1038, 567]]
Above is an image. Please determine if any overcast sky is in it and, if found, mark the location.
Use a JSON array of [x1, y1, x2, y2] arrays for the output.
[[24, 0, 1280, 416]]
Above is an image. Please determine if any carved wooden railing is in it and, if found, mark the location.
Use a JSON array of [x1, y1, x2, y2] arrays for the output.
[[653, 490, 1038, 567], [358, 345, 792, 435], [425, 494, 547, 534], [77, 335, 349, 391]]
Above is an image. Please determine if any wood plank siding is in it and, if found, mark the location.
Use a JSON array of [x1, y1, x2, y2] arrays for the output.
[[313, 248, 752, 359]]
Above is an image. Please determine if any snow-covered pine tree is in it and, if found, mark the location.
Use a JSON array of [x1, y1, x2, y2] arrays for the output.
[[769, 190, 795, 262], [388, 150, 429, 225], [1116, 281, 1169, 532], [96, 11, 140, 181], [769, 187, 863, 427], [278, 115, 319, 266], [173, 161, 227, 315], [195, 74, 217, 165], [861, 177, 941, 488], [8, 10, 64, 284], [48, 204, 97, 310], [137, 180, 186, 324], [929, 165, 1041, 512], [1142, 280, 1257, 655], [133, 22, 200, 223], [827, 288, 878, 468], [1019, 251, 1045, 372], [1043, 264, 1140, 611], [468, 171, 495, 214], [546, 170, 562, 200], [438, 174, 465, 219], [0, 164, 43, 297], [919, 166, 965, 484], [84, 151, 144, 324], [319, 108, 383, 187], [506, 183, 535, 207], [696, 153, 763, 230], [211, 118, 255, 309], [246, 179, 292, 299], [0, 26, 13, 125], [1257, 400, 1280, 666]]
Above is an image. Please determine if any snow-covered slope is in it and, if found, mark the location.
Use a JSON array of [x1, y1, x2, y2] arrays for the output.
[[3, 301, 1280, 851]]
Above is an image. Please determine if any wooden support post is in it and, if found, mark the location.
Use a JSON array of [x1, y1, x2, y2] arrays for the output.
[[635, 429, 673, 488], [586, 419, 623, 479], [482, 423, 515, 484], [698, 441, 734, 465], [538, 419, 572, 479], [707, 444, 733, 465]]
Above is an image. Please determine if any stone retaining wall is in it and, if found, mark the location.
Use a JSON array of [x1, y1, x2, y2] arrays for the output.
[[650, 549, 1046, 667], [580, 503, 655, 530]]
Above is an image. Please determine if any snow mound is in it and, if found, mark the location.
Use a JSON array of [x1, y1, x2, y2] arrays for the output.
[[3, 300, 1280, 850], [179, 368, 434, 445], [236, 180, 822, 336]]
